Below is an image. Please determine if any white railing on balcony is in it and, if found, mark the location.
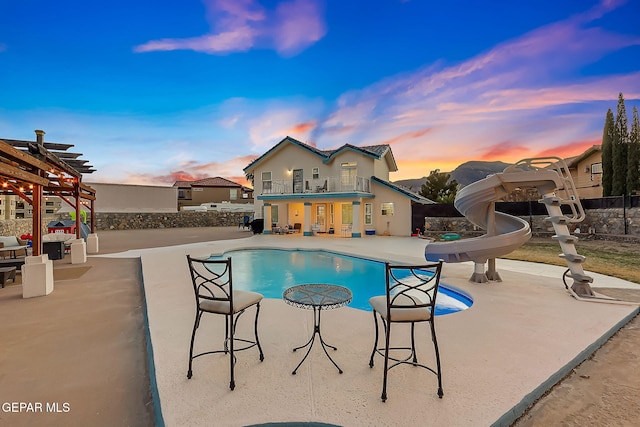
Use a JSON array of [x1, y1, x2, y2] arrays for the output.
[[261, 176, 370, 195]]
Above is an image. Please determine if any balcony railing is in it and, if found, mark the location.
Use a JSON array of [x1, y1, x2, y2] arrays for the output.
[[262, 176, 371, 195]]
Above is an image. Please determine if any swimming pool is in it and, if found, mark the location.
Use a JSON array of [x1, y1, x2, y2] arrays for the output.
[[209, 248, 473, 315]]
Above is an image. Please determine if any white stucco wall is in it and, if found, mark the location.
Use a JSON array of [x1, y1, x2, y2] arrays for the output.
[[63, 182, 178, 213], [369, 182, 413, 236]]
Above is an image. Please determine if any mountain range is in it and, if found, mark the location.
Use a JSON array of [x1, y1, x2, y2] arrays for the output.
[[393, 160, 512, 192]]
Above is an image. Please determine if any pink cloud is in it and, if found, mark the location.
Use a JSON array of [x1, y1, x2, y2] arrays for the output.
[[119, 153, 259, 186], [273, 0, 327, 56], [381, 128, 433, 146], [288, 121, 316, 134], [479, 141, 531, 160], [535, 139, 600, 159], [134, 0, 326, 56]]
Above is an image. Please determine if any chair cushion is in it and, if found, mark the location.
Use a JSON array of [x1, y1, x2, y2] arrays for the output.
[[0, 236, 20, 247], [42, 233, 75, 242], [200, 290, 263, 314], [369, 295, 432, 322]]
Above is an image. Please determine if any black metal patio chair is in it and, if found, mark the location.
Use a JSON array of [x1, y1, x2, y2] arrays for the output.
[[186, 255, 264, 390], [369, 261, 444, 401]]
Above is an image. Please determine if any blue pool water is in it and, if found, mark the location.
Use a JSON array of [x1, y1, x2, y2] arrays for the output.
[[209, 248, 473, 315]]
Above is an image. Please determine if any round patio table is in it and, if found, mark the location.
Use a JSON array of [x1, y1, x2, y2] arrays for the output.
[[283, 284, 352, 374]]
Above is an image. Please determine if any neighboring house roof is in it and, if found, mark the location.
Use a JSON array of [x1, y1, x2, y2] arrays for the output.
[[565, 145, 602, 169], [371, 176, 435, 204], [243, 136, 398, 173], [174, 177, 252, 191]]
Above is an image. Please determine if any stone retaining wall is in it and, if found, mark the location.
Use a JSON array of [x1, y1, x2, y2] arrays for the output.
[[0, 211, 253, 236], [0, 218, 52, 238], [90, 211, 252, 230]]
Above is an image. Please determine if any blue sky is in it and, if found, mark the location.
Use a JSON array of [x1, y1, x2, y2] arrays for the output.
[[1, 0, 639, 186]]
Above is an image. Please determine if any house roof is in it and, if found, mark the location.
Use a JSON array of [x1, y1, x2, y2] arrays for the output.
[[565, 145, 602, 168], [371, 176, 435, 204], [173, 177, 252, 191], [243, 136, 398, 173]]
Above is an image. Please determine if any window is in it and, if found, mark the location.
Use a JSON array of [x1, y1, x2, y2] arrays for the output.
[[340, 162, 357, 190], [381, 202, 394, 216], [193, 188, 203, 192], [591, 163, 602, 174], [262, 171, 272, 193], [271, 205, 279, 223], [329, 204, 334, 225], [341, 204, 353, 224], [364, 203, 373, 225], [229, 188, 238, 200], [312, 167, 320, 179], [45, 209, 55, 214], [293, 169, 304, 193], [178, 189, 191, 200], [45, 201, 55, 206]]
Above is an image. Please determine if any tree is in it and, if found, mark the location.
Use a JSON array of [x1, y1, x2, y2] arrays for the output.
[[420, 169, 458, 203], [612, 92, 629, 196], [628, 106, 640, 195], [601, 108, 615, 197]]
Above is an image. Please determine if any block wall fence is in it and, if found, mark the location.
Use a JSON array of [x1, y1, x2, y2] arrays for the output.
[[0, 208, 638, 238]]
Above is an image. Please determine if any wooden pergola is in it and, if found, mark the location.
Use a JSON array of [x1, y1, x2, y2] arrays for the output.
[[0, 130, 96, 256]]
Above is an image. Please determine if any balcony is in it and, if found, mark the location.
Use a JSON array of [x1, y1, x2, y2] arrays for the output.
[[261, 176, 371, 195]]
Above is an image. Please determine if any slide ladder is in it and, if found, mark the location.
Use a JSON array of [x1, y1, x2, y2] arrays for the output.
[[511, 158, 594, 297]]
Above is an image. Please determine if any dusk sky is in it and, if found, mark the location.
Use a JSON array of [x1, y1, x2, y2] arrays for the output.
[[2, 0, 640, 187]]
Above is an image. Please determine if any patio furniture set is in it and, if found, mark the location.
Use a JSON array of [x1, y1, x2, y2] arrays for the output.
[[0, 233, 79, 288], [185, 255, 445, 401], [0, 236, 29, 288], [272, 223, 302, 235]]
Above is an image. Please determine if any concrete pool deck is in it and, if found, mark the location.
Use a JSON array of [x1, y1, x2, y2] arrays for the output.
[[97, 230, 640, 427]]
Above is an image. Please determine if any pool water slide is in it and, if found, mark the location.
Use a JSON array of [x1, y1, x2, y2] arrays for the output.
[[425, 157, 597, 297]]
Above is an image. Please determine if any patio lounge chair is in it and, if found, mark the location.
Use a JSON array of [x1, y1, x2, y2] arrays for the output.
[[368, 261, 444, 401], [0, 236, 28, 259], [186, 256, 264, 390]]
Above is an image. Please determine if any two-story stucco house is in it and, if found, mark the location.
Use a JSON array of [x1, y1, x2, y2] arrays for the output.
[[243, 136, 432, 237], [174, 177, 254, 210]]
